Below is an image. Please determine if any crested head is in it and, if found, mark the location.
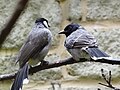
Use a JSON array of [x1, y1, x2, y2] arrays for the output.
[[59, 23, 80, 37], [35, 18, 50, 28]]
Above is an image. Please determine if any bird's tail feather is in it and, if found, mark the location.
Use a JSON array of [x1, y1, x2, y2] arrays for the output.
[[11, 63, 29, 90], [84, 48, 110, 60]]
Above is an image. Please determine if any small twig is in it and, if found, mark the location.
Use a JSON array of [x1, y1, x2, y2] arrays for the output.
[[99, 69, 120, 90], [101, 69, 110, 85], [51, 81, 61, 90], [99, 83, 113, 88], [109, 70, 112, 84]]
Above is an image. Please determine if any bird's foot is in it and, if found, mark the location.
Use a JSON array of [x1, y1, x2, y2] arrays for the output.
[[40, 60, 49, 66]]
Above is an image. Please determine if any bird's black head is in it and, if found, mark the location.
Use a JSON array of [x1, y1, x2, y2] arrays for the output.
[[35, 18, 50, 28], [59, 23, 80, 37]]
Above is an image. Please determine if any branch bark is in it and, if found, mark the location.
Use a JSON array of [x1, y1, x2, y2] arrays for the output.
[[0, 57, 120, 81], [0, 0, 29, 48]]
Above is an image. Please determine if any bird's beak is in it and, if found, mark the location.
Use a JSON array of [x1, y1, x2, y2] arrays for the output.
[[58, 30, 66, 34], [48, 24, 50, 27]]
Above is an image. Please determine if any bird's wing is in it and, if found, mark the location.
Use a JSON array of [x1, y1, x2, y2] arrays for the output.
[[16, 30, 50, 68], [72, 30, 97, 48], [65, 29, 97, 49], [84, 47, 110, 59]]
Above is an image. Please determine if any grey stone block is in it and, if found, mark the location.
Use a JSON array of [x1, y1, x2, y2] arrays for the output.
[[68, 0, 82, 21], [30, 69, 62, 81], [0, 53, 18, 74], [0, 0, 18, 27], [87, 0, 120, 20]]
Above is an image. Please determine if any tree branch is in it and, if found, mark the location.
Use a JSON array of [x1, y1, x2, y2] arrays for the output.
[[29, 57, 85, 74], [0, 57, 120, 81], [99, 69, 120, 90], [0, 57, 85, 80], [0, 0, 29, 48], [94, 58, 120, 65], [0, 73, 16, 81]]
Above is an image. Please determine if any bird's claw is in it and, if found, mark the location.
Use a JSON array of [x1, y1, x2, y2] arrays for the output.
[[40, 60, 49, 66]]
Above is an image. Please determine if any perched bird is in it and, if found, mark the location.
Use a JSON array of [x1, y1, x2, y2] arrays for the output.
[[59, 23, 110, 61], [11, 18, 52, 90]]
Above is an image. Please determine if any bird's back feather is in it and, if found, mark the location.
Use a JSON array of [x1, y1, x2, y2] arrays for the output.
[[65, 28, 97, 49]]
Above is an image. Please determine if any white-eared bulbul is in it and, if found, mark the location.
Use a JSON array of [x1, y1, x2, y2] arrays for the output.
[[11, 18, 52, 90]]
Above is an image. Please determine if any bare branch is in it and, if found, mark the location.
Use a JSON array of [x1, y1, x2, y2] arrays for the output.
[[0, 57, 120, 81], [0, 73, 16, 81], [109, 70, 112, 84], [99, 69, 120, 90], [0, 57, 86, 81], [99, 83, 113, 88], [94, 58, 120, 65], [29, 57, 83, 74], [0, 0, 29, 48]]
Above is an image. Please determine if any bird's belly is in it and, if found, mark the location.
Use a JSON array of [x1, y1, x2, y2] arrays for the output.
[[29, 45, 50, 66], [68, 49, 90, 61]]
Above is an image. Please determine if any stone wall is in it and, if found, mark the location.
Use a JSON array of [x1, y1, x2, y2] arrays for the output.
[[0, 0, 120, 90]]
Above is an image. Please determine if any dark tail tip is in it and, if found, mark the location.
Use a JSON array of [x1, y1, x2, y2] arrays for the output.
[[11, 63, 29, 90]]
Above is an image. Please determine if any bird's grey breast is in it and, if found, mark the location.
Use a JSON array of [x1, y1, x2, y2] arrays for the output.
[[64, 29, 83, 49]]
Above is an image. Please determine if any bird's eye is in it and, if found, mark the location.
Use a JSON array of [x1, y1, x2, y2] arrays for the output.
[[69, 26, 73, 30]]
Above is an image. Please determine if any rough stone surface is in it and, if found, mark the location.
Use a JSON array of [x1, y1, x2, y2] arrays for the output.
[[0, 0, 62, 49], [0, 53, 18, 74], [91, 28, 120, 58], [68, 0, 82, 21], [87, 0, 120, 20], [30, 69, 62, 81], [68, 62, 120, 78], [0, 0, 18, 27]]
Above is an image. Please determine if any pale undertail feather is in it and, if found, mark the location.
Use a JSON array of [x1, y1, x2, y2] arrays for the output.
[[11, 63, 29, 90], [23, 78, 29, 84], [84, 48, 110, 60]]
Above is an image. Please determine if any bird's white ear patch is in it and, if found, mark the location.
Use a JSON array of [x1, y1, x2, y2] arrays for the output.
[[19, 88, 22, 90], [43, 21, 49, 28], [23, 78, 29, 84]]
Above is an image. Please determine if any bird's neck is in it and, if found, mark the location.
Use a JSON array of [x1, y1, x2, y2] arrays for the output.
[[36, 23, 45, 28]]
